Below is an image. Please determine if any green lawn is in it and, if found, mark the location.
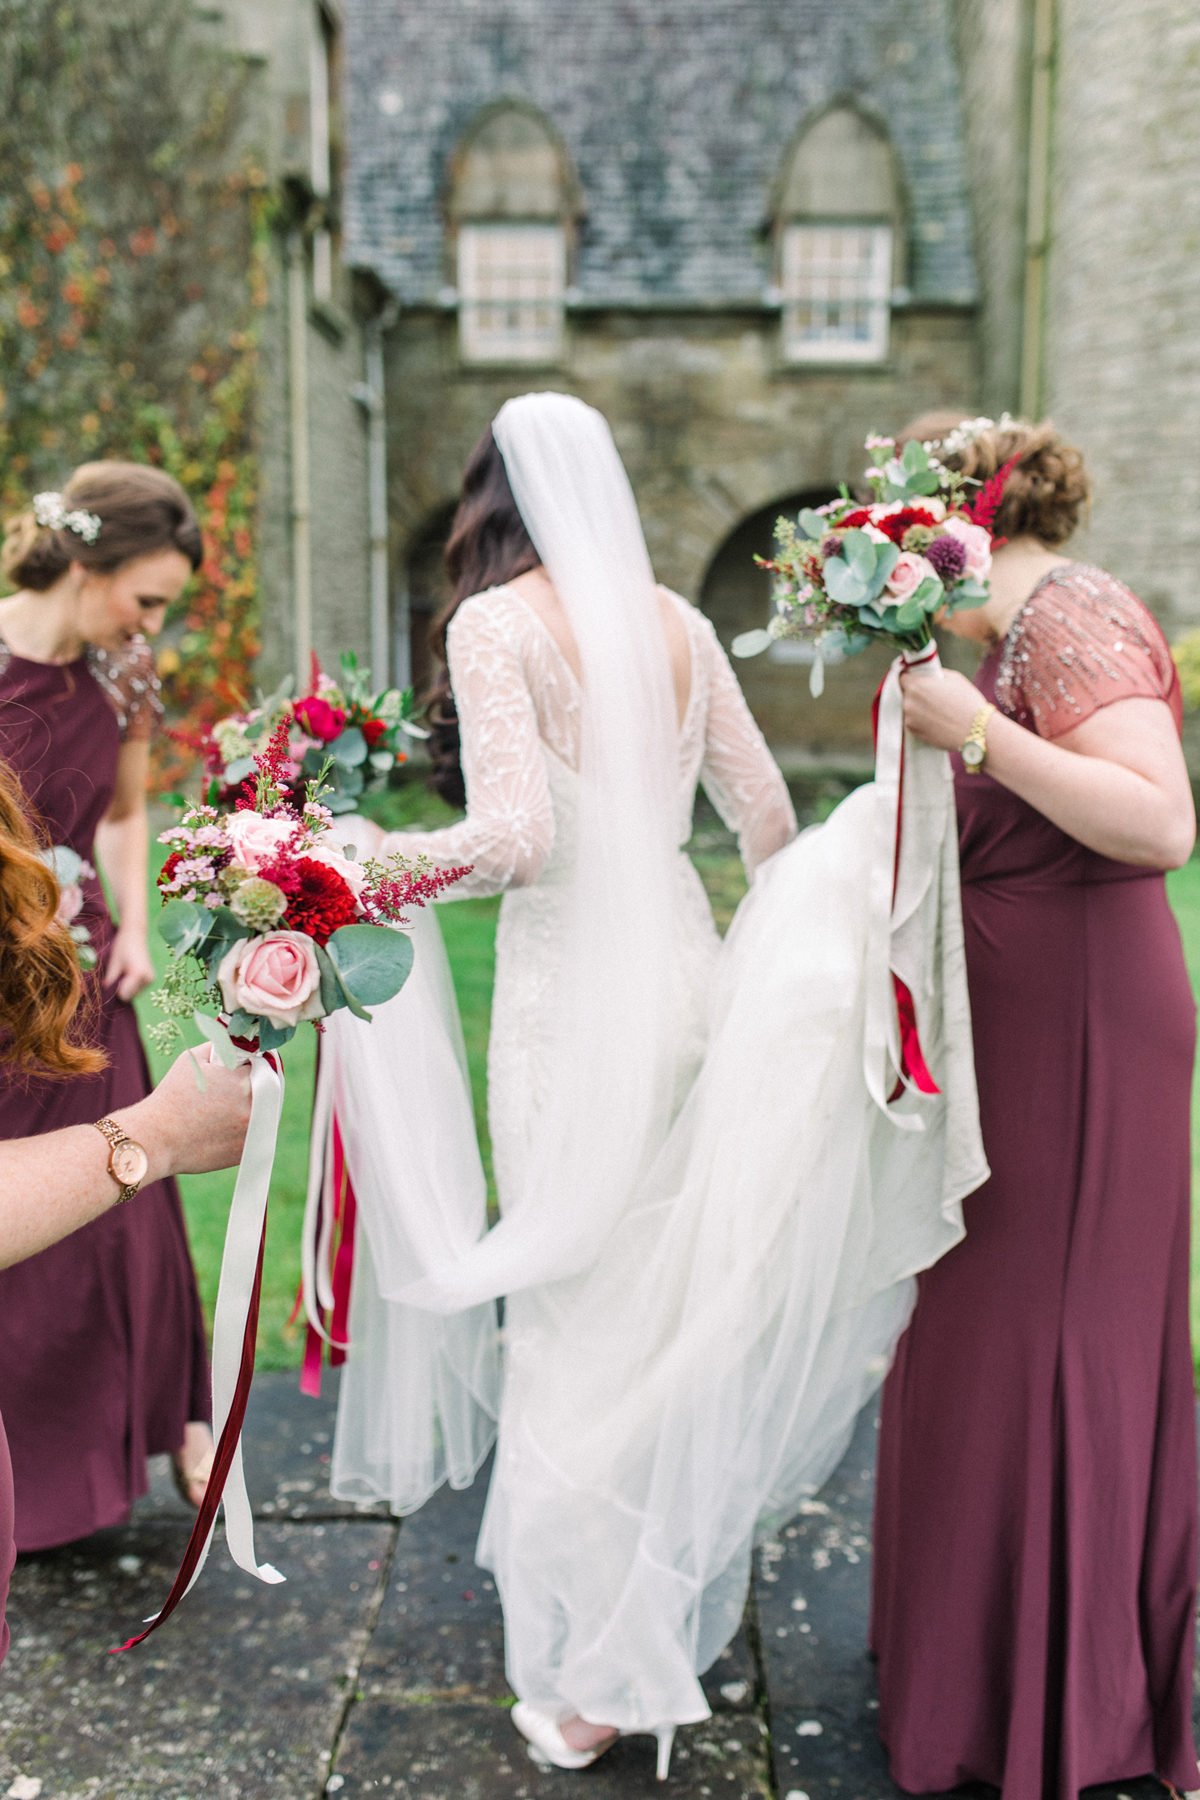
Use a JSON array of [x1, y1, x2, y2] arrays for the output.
[[139, 785, 1200, 1375]]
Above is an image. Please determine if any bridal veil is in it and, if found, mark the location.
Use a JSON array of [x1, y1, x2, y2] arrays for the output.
[[319, 393, 988, 1725]]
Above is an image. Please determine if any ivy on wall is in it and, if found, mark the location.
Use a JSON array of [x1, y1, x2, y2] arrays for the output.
[[0, 0, 271, 789]]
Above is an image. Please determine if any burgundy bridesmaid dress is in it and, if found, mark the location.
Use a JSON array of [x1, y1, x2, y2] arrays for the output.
[[0, 637, 210, 1552], [872, 565, 1199, 1799]]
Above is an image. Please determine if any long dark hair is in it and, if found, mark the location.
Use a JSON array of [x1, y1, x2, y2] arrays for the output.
[[425, 425, 540, 806]]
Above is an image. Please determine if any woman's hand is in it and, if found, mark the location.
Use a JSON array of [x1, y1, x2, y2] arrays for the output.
[[105, 924, 157, 1002], [117, 1043, 253, 1180], [899, 665, 987, 752]]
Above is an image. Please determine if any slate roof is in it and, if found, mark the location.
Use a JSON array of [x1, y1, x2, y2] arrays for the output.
[[343, 0, 977, 309]]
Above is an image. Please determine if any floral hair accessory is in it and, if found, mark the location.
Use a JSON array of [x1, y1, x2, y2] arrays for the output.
[[925, 414, 1017, 458], [32, 491, 102, 545]]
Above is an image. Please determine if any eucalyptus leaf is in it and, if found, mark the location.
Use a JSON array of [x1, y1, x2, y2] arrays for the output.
[[398, 718, 431, 740], [192, 1011, 240, 1069], [823, 557, 869, 606], [843, 633, 872, 656], [864, 541, 901, 601], [905, 470, 942, 497], [325, 923, 415, 1006], [808, 653, 825, 699], [840, 530, 876, 580], [732, 629, 773, 658], [326, 791, 361, 815], [894, 597, 926, 631], [158, 899, 207, 954], [313, 943, 343, 1017], [911, 576, 945, 613], [796, 508, 827, 541], [949, 587, 989, 611], [226, 1009, 261, 1040], [256, 1018, 296, 1052], [206, 905, 256, 944], [224, 755, 255, 785], [901, 437, 929, 475], [328, 727, 368, 768], [368, 750, 395, 774]]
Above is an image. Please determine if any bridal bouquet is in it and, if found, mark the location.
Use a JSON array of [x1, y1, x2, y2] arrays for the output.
[[196, 652, 428, 816], [151, 716, 466, 1059], [733, 433, 1000, 694]]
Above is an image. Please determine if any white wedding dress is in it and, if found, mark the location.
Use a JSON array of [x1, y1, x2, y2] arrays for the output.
[[313, 393, 987, 1734]]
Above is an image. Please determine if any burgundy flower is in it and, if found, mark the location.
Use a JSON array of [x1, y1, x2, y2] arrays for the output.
[[925, 534, 968, 583], [293, 695, 348, 743], [360, 715, 389, 750], [282, 859, 359, 946]]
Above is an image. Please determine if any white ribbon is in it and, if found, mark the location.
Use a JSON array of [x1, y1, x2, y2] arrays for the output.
[[862, 640, 944, 1127], [180, 1052, 287, 1597]]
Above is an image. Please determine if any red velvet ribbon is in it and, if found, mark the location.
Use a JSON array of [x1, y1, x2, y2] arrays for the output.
[[111, 1221, 267, 1653], [873, 665, 942, 1102], [299, 1111, 357, 1398]]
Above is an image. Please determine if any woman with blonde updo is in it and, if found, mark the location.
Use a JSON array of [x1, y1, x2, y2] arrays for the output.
[[873, 416, 1199, 1799], [0, 462, 216, 1549]]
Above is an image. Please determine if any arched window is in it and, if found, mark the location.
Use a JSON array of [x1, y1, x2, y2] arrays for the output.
[[447, 105, 579, 366], [774, 105, 902, 365]]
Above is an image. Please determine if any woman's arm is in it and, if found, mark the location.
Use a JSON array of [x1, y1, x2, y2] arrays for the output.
[[900, 666, 1196, 868], [370, 602, 555, 896], [0, 1045, 250, 1269], [94, 735, 156, 1000], [699, 626, 797, 877]]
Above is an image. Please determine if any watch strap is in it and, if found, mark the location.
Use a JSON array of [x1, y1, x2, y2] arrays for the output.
[[961, 702, 997, 774], [91, 1116, 143, 1203]]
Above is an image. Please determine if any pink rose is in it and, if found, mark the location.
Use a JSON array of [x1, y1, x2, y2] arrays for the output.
[[885, 550, 938, 601], [218, 930, 325, 1030], [301, 845, 366, 899], [293, 695, 348, 743], [941, 515, 993, 582], [55, 884, 83, 927], [226, 811, 297, 874]]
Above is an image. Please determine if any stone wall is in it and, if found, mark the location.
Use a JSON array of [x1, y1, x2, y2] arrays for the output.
[[386, 302, 977, 758], [1040, 0, 1200, 635]]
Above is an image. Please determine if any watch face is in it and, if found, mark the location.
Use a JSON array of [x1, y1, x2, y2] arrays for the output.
[[111, 1141, 149, 1187], [961, 741, 985, 767]]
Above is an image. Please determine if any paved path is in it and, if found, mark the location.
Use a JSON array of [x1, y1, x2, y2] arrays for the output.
[[0, 1380, 1189, 1800]]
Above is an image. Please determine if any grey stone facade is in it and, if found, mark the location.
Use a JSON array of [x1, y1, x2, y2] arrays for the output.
[[336, 0, 981, 759]]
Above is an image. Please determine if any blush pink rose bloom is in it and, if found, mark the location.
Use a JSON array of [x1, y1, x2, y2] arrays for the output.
[[941, 515, 993, 581], [885, 550, 938, 601], [226, 811, 296, 874], [218, 930, 325, 1030], [301, 845, 366, 899]]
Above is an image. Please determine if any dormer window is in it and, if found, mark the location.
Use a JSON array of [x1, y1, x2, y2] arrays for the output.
[[458, 223, 566, 364], [447, 105, 580, 367], [775, 105, 903, 366]]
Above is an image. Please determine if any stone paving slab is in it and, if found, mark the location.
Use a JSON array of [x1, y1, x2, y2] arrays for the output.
[[330, 1701, 772, 1800], [0, 1512, 394, 1800], [134, 1369, 388, 1527]]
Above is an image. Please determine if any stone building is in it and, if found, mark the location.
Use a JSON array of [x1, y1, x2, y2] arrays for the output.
[[215, 0, 384, 692], [333, 0, 981, 762], [228, 0, 1196, 765]]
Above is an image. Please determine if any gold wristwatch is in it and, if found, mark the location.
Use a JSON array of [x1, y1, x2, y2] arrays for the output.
[[92, 1116, 149, 1203], [960, 702, 997, 775]]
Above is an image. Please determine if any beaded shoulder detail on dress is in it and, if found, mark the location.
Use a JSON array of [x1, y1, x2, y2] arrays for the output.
[[0, 632, 162, 741], [995, 563, 1177, 738], [86, 636, 163, 742]]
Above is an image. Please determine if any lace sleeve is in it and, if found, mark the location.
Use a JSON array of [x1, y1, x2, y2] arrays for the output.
[[87, 635, 164, 742], [996, 564, 1183, 739], [698, 619, 797, 877], [380, 596, 554, 898]]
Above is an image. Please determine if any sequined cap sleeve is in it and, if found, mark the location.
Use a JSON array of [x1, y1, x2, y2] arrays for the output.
[[995, 564, 1182, 740], [86, 635, 164, 743]]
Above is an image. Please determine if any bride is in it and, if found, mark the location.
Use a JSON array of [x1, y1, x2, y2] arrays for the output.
[[319, 392, 986, 1775]]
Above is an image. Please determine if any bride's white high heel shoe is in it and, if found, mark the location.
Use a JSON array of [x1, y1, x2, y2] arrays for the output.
[[511, 1704, 677, 1779], [511, 1702, 615, 1770], [621, 1723, 677, 1780]]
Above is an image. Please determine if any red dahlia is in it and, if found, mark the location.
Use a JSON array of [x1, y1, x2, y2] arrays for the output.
[[158, 850, 184, 890], [836, 506, 938, 544], [282, 859, 358, 946]]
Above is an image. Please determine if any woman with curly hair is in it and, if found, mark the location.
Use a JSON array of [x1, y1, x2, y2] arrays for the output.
[[0, 462, 216, 1552], [0, 753, 251, 1666], [873, 416, 1198, 1799]]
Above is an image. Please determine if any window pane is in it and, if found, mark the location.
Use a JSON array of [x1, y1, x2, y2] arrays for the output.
[[459, 224, 566, 364], [780, 224, 892, 364]]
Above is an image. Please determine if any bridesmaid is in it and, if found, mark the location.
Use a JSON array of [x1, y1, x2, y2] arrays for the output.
[[872, 415, 1199, 1799], [0, 463, 214, 1549]]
